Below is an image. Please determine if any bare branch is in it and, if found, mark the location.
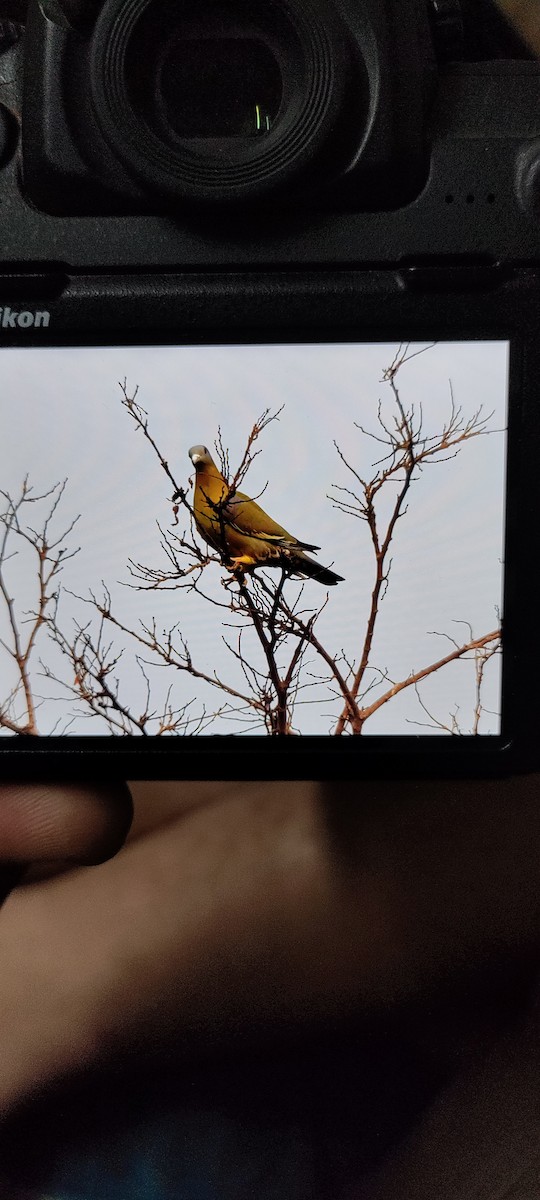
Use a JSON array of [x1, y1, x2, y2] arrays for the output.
[[0, 480, 79, 735], [330, 348, 501, 733], [360, 628, 501, 729]]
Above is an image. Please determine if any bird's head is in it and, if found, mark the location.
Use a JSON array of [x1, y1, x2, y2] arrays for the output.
[[188, 445, 214, 468]]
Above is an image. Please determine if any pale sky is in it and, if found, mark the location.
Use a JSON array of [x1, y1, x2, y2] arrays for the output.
[[0, 340, 508, 736]]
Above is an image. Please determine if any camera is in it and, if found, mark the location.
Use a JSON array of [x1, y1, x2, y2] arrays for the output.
[[0, 0, 539, 780], [21, 0, 436, 213]]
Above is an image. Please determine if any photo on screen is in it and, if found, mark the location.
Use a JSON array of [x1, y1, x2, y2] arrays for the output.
[[0, 340, 507, 737]]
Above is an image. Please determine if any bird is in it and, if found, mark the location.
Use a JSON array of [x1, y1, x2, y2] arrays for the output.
[[188, 445, 344, 586]]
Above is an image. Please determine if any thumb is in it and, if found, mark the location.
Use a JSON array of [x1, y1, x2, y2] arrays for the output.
[[0, 783, 133, 903]]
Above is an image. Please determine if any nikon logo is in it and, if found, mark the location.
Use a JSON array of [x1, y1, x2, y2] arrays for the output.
[[0, 307, 51, 329]]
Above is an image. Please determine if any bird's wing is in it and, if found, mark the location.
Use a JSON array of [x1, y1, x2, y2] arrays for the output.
[[225, 491, 320, 552]]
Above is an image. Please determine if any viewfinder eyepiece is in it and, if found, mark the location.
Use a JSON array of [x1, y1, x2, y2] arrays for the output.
[[89, 0, 360, 206]]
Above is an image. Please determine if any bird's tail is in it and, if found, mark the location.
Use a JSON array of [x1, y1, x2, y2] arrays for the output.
[[296, 554, 344, 586]]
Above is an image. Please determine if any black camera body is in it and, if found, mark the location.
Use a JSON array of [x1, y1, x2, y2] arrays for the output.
[[22, 0, 437, 215], [0, 0, 539, 780], [0, 0, 538, 258]]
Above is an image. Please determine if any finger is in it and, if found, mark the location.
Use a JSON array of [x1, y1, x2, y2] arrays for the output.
[[496, 1, 540, 54], [127, 780, 254, 840], [0, 782, 327, 1112], [0, 783, 133, 865]]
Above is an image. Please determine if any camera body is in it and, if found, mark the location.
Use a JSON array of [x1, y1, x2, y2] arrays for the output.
[[21, 0, 436, 214], [1, 0, 540, 263], [0, 0, 539, 779]]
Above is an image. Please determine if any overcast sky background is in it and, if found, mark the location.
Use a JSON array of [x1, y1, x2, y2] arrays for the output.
[[0, 340, 508, 737]]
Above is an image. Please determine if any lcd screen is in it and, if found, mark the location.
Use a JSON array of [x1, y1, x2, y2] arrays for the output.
[[0, 340, 508, 738]]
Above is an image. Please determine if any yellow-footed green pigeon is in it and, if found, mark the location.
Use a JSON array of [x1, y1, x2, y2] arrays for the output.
[[188, 445, 344, 586]]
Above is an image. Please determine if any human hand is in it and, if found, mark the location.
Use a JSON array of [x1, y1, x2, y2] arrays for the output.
[[497, 1, 540, 55], [0, 782, 132, 904], [1, 775, 540, 1119]]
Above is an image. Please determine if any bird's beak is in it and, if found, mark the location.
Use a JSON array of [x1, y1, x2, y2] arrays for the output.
[[191, 453, 202, 465]]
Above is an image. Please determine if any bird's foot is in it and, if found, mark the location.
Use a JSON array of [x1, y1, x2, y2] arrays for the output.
[[229, 555, 257, 569], [222, 556, 256, 588]]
